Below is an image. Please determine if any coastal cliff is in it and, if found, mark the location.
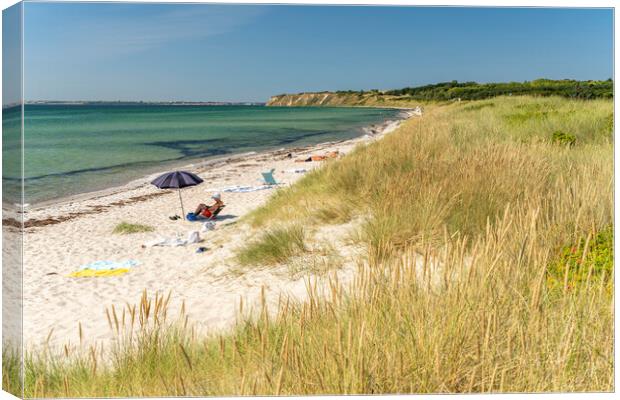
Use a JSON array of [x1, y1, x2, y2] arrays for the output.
[[266, 91, 396, 107]]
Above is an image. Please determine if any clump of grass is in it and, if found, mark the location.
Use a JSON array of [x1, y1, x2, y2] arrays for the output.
[[2, 347, 22, 397], [604, 112, 614, 135], [237, 225, 307, 266], [112, 222, 154, 235], [551, 130, 576, 146]]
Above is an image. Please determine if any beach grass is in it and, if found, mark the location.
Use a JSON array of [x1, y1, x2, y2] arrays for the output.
[[2, 347, 22, 397], [7, 95, 613, 396], [236, 224, 307, 266], [112, 222, 154, 235], [248, 96, 612, 258]]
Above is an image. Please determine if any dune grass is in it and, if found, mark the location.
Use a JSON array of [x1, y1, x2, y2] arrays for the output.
[[236, 225, 307, 266], [112, 222, 154, 235], [248, 96, 612, 259], [4, 95, 613, 396], [2, 347, 22, 397]]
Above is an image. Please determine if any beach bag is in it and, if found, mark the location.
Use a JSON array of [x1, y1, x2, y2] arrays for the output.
[[202, 221, 216, 232], [187, 231, 200, 244]]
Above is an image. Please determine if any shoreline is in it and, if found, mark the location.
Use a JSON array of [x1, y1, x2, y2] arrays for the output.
[[14, 104, 411, 210], [22, 109, 414, 221], [31, 151, 261, 209]]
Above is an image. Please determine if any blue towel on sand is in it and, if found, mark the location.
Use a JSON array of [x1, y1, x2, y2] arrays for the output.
[[187, 212, 207, 221]]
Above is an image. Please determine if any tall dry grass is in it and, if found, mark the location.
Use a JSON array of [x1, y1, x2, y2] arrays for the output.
[[5, 96, 613, 396], [248, 96, 612, 257]]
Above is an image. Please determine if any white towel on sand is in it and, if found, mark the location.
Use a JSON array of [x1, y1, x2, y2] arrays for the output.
[[144, 231, 201, 247], [206, 185, 274, 193]]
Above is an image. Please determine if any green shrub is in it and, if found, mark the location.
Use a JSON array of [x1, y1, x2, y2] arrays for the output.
[[113, 222, 154, 234], [461, 102, 495, 111], [551, 130, 576, 146], [237, 225, 307, 266], [547, 226, 613, 293], [385, 79, 613, 100]]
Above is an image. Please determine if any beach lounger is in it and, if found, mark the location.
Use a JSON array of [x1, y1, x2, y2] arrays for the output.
[[261, 169, 279, 185], [211, 205, 225, 218]]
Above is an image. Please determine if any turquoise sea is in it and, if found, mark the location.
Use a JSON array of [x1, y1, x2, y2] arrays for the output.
[[2, 105, 400, 205]]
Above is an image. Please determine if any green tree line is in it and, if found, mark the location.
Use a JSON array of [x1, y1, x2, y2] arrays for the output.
[[382, 79, 613, 100]]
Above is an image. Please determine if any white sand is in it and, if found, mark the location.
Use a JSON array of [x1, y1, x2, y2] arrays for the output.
[[14, 115, 413, 352]]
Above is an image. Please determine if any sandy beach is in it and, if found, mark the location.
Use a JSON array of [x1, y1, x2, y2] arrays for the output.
[[9, 112, 414, 352]]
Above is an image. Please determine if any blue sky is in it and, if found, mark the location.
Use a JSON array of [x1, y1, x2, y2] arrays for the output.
[[3, 2, 22, 105], [18, 3, 614, 102]]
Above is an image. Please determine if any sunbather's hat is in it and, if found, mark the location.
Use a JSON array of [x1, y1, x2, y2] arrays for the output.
[[211, 193, 221, 200]]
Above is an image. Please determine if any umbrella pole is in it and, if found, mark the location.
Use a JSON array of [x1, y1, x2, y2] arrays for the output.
[[178, 188, 186, 219]]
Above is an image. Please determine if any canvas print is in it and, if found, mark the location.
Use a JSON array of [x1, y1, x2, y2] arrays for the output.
[[1, 2, 614, 397]]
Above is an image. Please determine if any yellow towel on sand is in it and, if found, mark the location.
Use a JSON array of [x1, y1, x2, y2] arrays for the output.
[[68, 268, 130, 278]]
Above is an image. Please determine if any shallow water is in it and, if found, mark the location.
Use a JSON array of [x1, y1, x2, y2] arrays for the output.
[[2, 104, 399, 204]]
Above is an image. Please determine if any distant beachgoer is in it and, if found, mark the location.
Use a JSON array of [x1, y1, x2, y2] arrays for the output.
[[295, 151, 340, 162], [194, 193, 225, 219]]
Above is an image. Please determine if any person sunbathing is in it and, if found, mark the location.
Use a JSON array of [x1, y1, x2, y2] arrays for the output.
[[194, 193, 225, 219], [295, 150, 340, 162]]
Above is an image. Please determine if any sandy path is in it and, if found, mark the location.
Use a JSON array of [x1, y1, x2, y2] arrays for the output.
[[15, 115, 412, 352]]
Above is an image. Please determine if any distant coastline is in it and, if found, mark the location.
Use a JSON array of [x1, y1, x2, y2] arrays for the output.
[[4, 101, 265, 109], [24, 100, 266, 106]]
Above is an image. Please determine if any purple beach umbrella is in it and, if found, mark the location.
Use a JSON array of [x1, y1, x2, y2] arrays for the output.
[[151, 171, 203, 219]]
